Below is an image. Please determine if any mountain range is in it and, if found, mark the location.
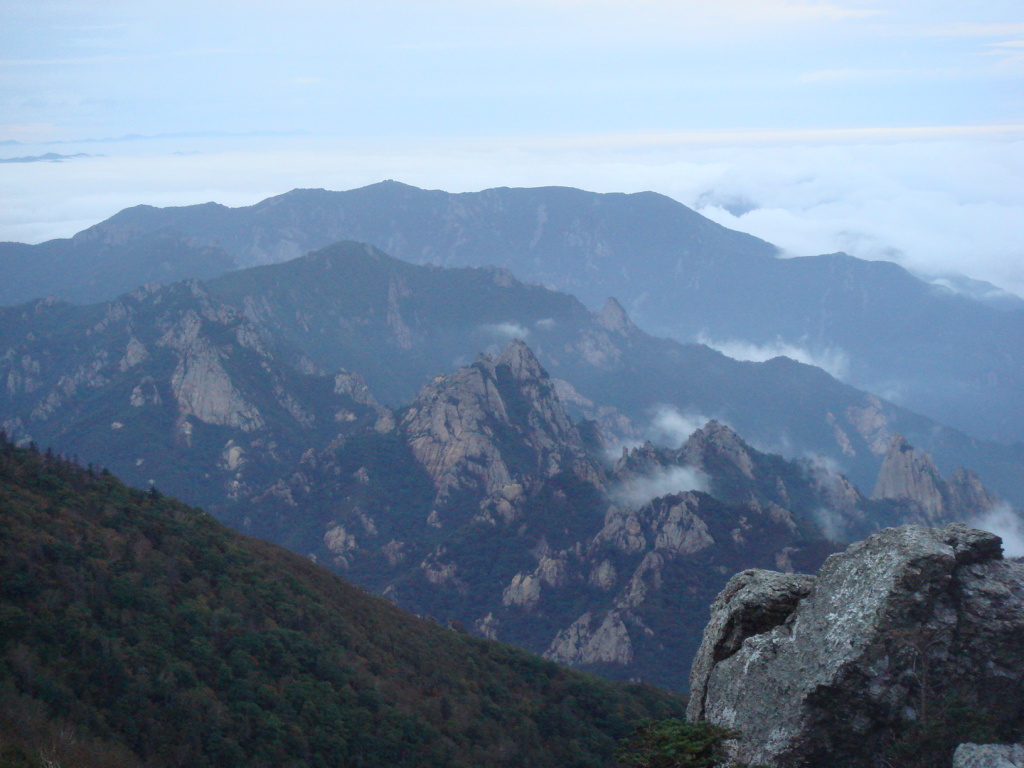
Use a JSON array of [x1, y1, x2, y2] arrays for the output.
[[2, 240, 1015, 690], [3, 240, 1020, 502], [3, 181, 1022, 445]]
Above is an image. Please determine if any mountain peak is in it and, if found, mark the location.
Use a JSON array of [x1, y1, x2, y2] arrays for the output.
[[682, 420, 757, 479], [498, 338, 547, 381], [403, 340, 590, 501], [684, 420, 744, 449], [870, 434, 998, 523], [871, 433, 945, 519], [596, 297, 634, 334]]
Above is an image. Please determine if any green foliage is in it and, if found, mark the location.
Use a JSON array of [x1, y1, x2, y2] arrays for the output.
[[0, 435, 684, 767], [616, 719, 751, 768]]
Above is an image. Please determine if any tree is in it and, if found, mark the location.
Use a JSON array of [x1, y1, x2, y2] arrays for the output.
[[617, 719, 743, 768]]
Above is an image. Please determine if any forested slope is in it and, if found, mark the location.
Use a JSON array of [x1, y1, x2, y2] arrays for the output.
[[0, 436, 682, 768]]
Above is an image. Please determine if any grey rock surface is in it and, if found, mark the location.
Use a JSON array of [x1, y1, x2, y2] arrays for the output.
[[954, 743, 1024, 768], [686, 568, 815, 721], [689, 523, 1024, 768], [872, 434, 998, 524], [401, 339, 599, 501]]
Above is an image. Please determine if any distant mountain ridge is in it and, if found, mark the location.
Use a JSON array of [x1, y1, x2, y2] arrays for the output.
[[2, 181, 1021, 444]]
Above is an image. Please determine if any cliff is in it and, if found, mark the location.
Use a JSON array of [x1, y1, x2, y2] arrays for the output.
[[872, 434, 998, 524]]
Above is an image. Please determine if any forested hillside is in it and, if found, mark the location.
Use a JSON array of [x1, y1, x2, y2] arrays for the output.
[[0, 436, 683, 768]]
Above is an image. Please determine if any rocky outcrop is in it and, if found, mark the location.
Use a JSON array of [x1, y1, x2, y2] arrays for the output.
[[871, 434, 949, 520], [595, 297, 635, 335], [594, 492, 715, 556], [689, 524, 1024, 768], [954, 744, 1024, 768], [544, 610, 635, 666], [333, 369, 395, 433], [686, 569, 814, 709], [948, 466, 998, 518], [614, 420, 900, 543], [534, 489, 819, 689], [681, 420, 757, 480], [845, 395, 894, 457], [873, 434, 998, 524], [401, 339, 600, 500]]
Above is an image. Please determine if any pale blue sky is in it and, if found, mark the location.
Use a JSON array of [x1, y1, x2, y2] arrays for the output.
[[2, 0, 1023, 293], [4, 0, 1022, 140]]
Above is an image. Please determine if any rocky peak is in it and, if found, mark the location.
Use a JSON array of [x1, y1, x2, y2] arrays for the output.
[[872, 434, 999, 524], [947, 465, 998, 517], [689, 523, 1022, 767], [595, 297, 635, 335], [594, 491, 715, 557], [871, 434, 945, 517], [497, 337, 546, 381], [681, 420, 756, 480], [401, 340, 599, 501], [612, 441, 674, 479]]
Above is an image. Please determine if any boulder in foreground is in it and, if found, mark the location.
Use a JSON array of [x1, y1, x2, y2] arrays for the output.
[[689, 523, 1024, 767]]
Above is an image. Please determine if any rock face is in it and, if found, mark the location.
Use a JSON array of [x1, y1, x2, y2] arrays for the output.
[[612, 422, 955, 544], [685, 569, 815, 701], [688, 524, 1024, 768], [872, 434, 997, 524], [401, 339, 599, 501], [954, 744, 1024, 768], [2, 240, 1017, 695], [681, 420, 759, 481], [538, 489, 818, 689]]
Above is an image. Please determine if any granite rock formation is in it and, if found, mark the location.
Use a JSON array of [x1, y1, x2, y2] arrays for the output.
[[688, 523, 1024, 767], [611, 422, 981, 544], [2, 241, 1018, 693], [401, 339, 600, 502], [872, 434, 997, 524], [954, 744, 1024, 768]]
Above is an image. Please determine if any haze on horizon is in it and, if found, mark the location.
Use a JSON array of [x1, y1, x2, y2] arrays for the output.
[[2, 0, 1023, 295]]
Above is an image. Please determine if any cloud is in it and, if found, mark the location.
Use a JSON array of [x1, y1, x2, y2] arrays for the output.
[[613, 465, 710, 507], [812, 507, 849, 542], [480, 322, 530, 340], [681, 137, 1024, 298], [802, 451, 845, 477], [921, 22, 1024, 38], [985, 39, 1024, 64], [968, 503, 1024, 559], [697, 333, 851, 380], [516, 124, 1024, 149], [647, 406, 713, 448]]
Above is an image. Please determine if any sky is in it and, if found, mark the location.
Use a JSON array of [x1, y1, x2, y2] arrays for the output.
[[2, 0, 1023, 294]]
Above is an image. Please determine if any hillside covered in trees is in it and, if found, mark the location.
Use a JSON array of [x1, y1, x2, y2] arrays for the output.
[[0, 436, 683, 768]]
